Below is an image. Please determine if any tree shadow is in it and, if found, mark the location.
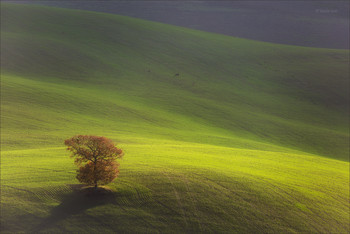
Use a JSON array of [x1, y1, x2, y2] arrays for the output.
[[31, 184, 118, 233]]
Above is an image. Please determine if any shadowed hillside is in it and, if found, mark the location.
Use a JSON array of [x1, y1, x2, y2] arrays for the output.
[[7, 1, 350, 49]]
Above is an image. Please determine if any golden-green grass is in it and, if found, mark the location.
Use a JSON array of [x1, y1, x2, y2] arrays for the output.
[[1, 3, 349, 233], [2, 142, 349, 233]]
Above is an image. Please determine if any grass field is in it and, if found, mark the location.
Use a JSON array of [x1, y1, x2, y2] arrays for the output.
[[1, 3, 349, 233]]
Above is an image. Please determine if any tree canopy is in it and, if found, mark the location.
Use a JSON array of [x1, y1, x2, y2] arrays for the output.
[[65, 135, 123, 188]]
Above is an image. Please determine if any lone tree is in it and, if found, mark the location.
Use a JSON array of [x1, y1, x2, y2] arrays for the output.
[[65, 135, 123, 189]]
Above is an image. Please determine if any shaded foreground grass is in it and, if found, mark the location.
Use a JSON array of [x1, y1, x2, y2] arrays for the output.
[[32, 185, 117, 232], [1, 3, 349, 233]]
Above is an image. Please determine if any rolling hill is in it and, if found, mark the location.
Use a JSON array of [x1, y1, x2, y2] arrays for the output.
[[1, 3, 349, 233], [9, 1, 350, 49]]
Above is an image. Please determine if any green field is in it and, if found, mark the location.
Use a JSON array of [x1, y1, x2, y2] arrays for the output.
[[1, 3, 349, 233]]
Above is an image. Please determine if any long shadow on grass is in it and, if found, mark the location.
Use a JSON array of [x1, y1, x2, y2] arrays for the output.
[[31, 185, 118, 233]]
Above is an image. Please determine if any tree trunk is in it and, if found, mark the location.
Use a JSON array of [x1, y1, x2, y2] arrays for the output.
[[94, 159, 97, 190]]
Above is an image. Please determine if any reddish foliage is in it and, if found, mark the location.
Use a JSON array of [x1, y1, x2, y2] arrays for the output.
[[65, 135, 123, 187], [77, 160, 120, 186]]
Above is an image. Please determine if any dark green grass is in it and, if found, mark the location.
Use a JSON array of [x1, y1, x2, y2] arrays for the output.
[[1, 3, 349, 233]]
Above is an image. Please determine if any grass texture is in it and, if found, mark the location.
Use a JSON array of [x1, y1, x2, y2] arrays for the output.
[[1, 3, 349, 233]]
